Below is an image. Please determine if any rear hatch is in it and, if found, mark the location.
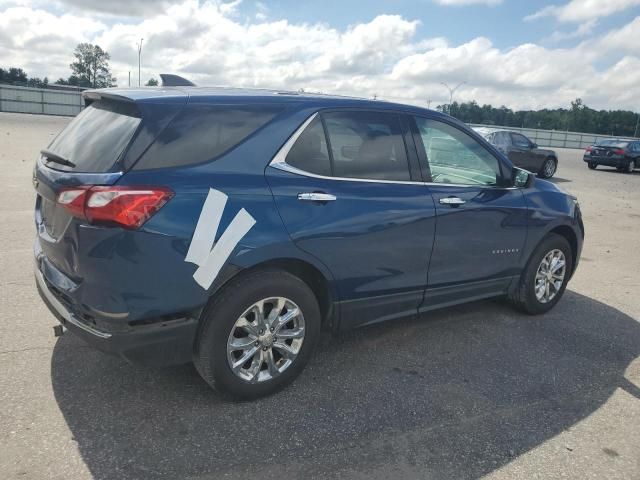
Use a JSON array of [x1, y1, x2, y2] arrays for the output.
[[34, 92, 182, 281], [37, 99, 138, 235]]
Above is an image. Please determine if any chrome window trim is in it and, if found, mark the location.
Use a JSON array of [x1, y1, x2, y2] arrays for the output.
[[269, 111, 519, 190], [269, 112, 424, 186], [270, 112, 319, 166]]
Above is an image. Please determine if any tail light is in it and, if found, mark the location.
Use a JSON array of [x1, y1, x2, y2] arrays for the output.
[[57, 186, 174, 229], [612, 148, 625, 155], [585, 146, 593, 152]]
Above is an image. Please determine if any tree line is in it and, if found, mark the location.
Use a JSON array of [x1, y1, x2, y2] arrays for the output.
[[439, 98, 639, 137], [0, 67, 49, 88], [1, 43, 158, 89]]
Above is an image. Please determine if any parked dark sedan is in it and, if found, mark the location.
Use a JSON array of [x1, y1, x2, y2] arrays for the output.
[[584, 139, 639, 173], [479, 129, 558, 178]]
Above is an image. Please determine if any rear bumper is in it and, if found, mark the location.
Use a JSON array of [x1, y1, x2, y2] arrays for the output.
[[583, 155, 626, 167], [35, 265, 198, 366]]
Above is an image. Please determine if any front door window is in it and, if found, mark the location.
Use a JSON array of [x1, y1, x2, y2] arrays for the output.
[[414, 117, 502, 186]]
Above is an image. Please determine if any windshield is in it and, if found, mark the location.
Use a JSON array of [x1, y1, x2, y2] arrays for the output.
[[46, 100, 141, 173]]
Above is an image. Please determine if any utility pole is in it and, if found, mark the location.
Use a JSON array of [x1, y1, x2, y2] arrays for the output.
[[634, 113, 639, 138], [137, 38, 143, 87], [128, 71, 131, 87], [427, 98, 432, 109], [441, 81, 466, 115]]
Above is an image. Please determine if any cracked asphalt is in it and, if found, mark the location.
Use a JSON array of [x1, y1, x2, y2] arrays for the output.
[[1, 112, 639, 479]]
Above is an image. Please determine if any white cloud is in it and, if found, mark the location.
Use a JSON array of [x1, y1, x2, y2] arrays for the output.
[[526, 0, 640, 22], [596, 15, 640, 54], [548, 19, 598, 42], [0, 1, 639, 110]]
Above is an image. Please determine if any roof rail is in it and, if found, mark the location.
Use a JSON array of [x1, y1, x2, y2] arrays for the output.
[[159, 74, 196, 87]]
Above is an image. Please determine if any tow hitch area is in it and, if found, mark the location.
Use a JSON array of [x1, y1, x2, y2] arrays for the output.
[[53, 324, 65, 337]]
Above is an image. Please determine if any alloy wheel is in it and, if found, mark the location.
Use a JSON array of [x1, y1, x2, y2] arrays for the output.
[[543, 159, 556, 177], [534, 249, 566, 304], [227, 297, 305, 383]]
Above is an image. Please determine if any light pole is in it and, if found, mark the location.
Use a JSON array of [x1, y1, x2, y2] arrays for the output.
[[441, 81, 466, 115], [137, 38, 143, 87], [634, 113, 639, 138]]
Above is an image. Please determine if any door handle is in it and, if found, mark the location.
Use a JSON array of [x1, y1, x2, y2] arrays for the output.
[[297, 192, 337, 202], [439, 197, 466, 206]]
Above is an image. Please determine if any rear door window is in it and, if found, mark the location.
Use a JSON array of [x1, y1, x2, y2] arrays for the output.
[[45, 100, 141, 172], [494, 132, 511, 147], [322, 111, 410, 181], [134, 105, 282, 170]]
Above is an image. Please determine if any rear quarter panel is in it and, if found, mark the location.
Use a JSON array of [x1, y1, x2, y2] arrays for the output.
[[107, 106, 334, 322]]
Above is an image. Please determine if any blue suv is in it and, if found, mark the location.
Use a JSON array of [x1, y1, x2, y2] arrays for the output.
[[34, 85, 584, 398]]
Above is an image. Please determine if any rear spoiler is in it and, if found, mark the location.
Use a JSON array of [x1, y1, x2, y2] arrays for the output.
[[82, 91, 136, 108], [81, 84, 190, 108], [81, 74, 195, 107]]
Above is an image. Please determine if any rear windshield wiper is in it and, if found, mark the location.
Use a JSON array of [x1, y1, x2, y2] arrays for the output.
[[40, 149, 76, 168]]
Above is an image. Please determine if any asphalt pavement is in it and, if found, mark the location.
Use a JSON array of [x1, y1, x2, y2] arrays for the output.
[[0, 112, 638, 479]]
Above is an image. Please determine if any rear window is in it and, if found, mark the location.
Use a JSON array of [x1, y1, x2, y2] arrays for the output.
[[133, 105, 282, 170], [46, 100, 141, 172], [323, 111, 410, 181]]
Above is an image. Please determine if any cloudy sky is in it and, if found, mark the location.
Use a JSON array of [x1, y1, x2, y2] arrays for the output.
[[1, 0, 639, 111]]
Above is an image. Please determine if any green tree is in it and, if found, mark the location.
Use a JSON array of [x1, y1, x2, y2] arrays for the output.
[[70, 43, 116, 88], [145, 78, 159, 86], [0, 67, 28, 84], [26, 76, 48, 88]]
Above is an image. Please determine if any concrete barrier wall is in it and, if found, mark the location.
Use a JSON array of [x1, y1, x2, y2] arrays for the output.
[[0, 84, 83, 116], [470, 123, 637, 149]]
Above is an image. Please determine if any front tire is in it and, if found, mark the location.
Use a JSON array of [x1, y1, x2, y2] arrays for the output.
[[538, 157, 557, 178], [194, 270, 321, 400], [509, 233, 573, 315], [587, 161, 597, 170]]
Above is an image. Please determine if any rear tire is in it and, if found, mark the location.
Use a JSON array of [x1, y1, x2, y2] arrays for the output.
[[509, 233, 573, 315], [538, 157, 557, 178], [194, 270, 321, 400], [587, 161, 597, 170], [624, 159, 635, 174]]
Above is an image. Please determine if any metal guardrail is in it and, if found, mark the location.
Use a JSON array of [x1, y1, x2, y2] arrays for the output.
[[0, 84, 83, 116], [470, 123, 637, 150]]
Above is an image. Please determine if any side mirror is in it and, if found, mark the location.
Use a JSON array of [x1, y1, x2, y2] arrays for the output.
[[531, 142, 538, 149], [513, 167, 534, 188]]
